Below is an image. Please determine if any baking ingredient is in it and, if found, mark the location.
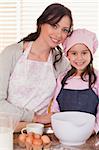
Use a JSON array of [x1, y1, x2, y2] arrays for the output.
[[34, 133, 41, 139], [18, 132, 51, 149], [18, 133, 27, 147], [41, 135, 51, 144]]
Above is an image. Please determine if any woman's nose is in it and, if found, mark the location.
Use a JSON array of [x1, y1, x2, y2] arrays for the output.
[[56, 30, 62, 39]]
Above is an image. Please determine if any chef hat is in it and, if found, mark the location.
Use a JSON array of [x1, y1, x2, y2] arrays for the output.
[[63, 28, 98, 56]]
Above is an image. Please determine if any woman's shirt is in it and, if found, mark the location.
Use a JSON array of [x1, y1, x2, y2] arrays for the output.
[[0, 41, 70, 122], [8, 42, 56, 115]]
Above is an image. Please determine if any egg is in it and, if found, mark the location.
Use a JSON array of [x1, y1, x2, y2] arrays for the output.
[[33, 138, 43, 146], [18, 133, 27, 148], [18, 133, 27, 143], [41, 135, 51, 144], [18, 141, 26, 148], [26, 135, 33, 145], [27, 132, 34, 137], [27, 132, 34, 140], [34, 133, 41, 139]]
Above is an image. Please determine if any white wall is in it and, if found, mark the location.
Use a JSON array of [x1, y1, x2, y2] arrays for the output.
[[0, 0, 99, 68]]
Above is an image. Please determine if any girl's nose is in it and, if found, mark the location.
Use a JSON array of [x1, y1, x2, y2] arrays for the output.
[[77, 54, 83, 59]]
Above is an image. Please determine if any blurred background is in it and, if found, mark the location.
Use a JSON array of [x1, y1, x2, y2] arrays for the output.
[[0, 0, 99, 69]]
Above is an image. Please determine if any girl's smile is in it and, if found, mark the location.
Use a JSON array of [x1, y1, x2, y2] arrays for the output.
[[67, 43, 91, 74]]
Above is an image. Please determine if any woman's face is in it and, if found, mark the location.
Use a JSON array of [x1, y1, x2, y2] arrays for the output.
[[67, 44, 91, 74], [40, 16, 71, 48]]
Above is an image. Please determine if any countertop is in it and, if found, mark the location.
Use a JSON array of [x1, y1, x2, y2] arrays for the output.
[[14, 132, 99, 150]]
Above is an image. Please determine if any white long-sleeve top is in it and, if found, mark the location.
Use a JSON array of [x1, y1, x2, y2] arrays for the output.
[[0, 41, 70, 122]]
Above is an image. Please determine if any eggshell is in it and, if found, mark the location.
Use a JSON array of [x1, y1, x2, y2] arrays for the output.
[[18, 133, 27, 143], [18, 133, 27, 148], [32, 145, 43, 150], [27, 132, 34, 137], [32, 138, 43, 146], [34, 133, 41, 139], [18, 141, 26, 148], [41, 135, 51, 144], [26, 135, 33, 145]]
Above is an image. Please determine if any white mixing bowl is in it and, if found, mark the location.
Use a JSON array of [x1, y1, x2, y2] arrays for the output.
[[51, 111, 95, 146]]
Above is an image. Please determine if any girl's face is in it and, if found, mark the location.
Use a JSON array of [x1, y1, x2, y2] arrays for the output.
[[67, 44, 91, 74], [40, 16, 71, 48]]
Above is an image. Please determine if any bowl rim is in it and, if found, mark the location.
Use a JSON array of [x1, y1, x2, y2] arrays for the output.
[[51, 111, 95, 121]]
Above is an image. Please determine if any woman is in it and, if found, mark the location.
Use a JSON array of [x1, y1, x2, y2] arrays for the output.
[[0, 3, 73, 131]]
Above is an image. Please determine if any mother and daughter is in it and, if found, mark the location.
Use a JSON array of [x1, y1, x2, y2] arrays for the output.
[[0, 3, 98, 133]]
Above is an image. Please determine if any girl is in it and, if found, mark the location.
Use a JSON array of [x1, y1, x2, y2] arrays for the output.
[[51, 29, 99, 133]]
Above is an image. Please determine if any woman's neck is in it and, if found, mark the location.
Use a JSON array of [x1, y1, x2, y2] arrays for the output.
[[32, 36, 51, 53], [29, 38, 51, 62]]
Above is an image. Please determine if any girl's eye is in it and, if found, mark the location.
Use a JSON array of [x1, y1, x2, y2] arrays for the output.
[[71, 52, 77, 55], [83, 52, 86, 55], [82, 50, 90, 55], [82, 51, 88, 55]]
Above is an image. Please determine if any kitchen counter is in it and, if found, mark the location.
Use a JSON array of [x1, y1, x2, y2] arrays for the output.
[[14, 132, 99, 150]]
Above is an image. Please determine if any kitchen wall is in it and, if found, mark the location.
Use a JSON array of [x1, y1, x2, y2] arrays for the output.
[[0, 0, 99, 68]]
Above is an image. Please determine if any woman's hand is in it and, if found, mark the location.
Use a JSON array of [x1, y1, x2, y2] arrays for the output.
[[14, 112, 53, 132], [33, 113, 53, 124]]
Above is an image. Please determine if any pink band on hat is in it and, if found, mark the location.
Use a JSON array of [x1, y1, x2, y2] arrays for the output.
[[63, 29, 98, 56]]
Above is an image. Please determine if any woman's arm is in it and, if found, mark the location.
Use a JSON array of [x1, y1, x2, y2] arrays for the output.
[[0, 44, 34, 123]]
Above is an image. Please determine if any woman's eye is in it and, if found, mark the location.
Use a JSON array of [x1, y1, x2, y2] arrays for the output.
[[52, 24, 57, 29], [63, 28, 69, 33]]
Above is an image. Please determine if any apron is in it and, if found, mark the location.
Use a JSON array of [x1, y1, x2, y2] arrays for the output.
[[8, 42, 56, 114], [57, 85, 98, 116]]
